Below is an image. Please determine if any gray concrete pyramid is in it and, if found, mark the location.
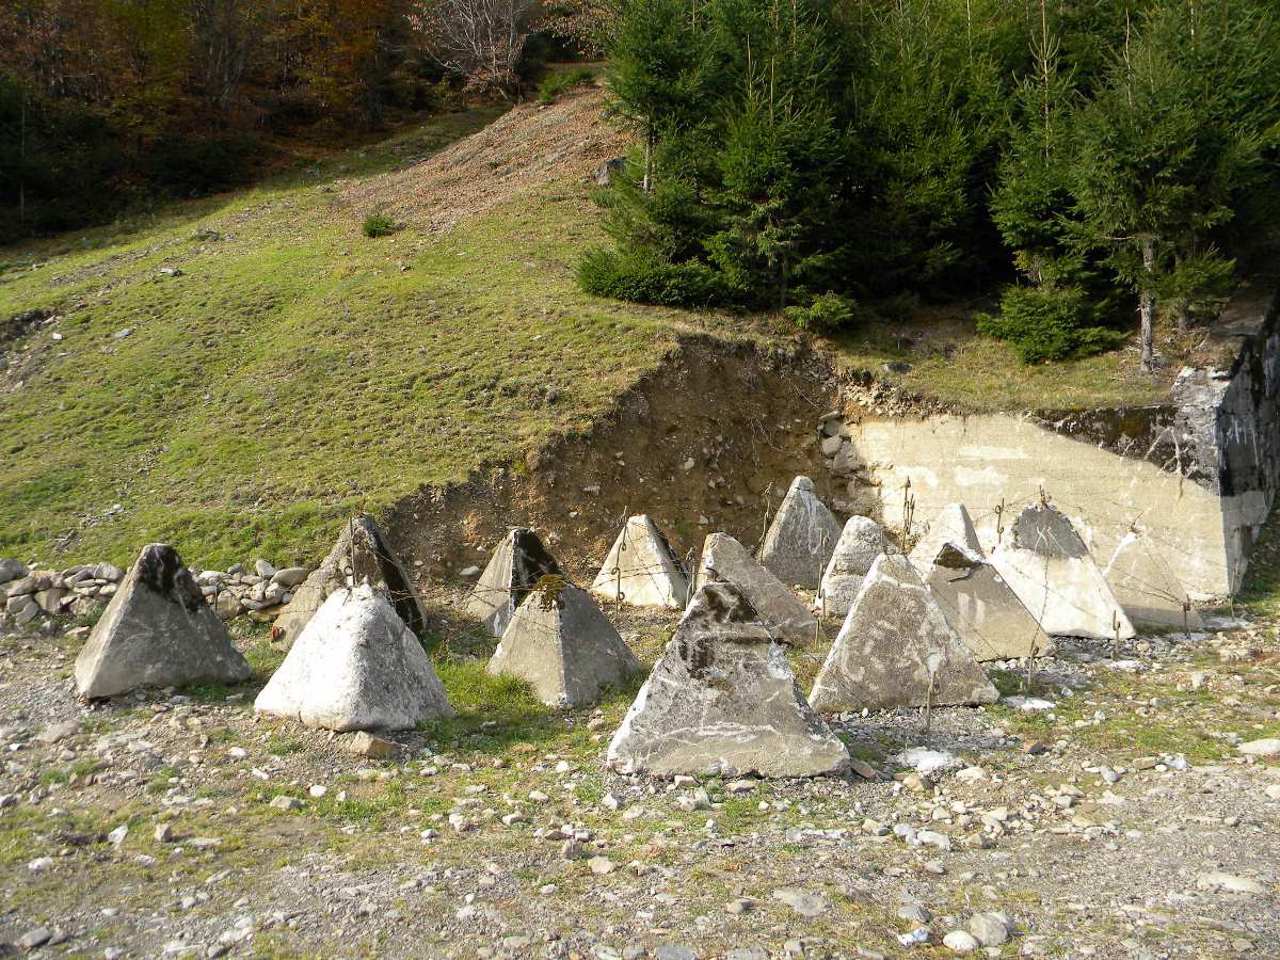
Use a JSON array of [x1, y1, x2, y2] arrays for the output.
[[465, 527, 562, 637], [273, 515, 427, 648], [908, 502, 983, 569], [590, 515, 688, 609], [1103, 527, 1203, 631], [75, 544, 252, 699], [818, 516, 888, 618], [255, 585, 454, 731], [606, 582, 850, 778], [809, 553, 997, 712], [758, 476, 842, 588], [923, 543, 1052, 662], [989, 502, 1135, 641], [488, 578, 640, 708], [695, 533, 817, 643]]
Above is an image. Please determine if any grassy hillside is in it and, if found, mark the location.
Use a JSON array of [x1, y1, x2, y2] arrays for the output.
[[0, 88, 1173, 570]]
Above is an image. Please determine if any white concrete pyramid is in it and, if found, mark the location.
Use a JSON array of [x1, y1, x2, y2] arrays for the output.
[[695, 533, 817, 643], [591, 515, 688, 609], [818, 516, 888, 618], [607, 582, 849, 778], [1104, 527, 1203, 631], [908, 502, 983, 569], [758, 476, 842, 589], [255, 585, 454, 731], [809, 553, 998, 712], [488, 579, 640, 707], [75, 544, 251, 699], [989, 502, 1135, 641], [465, 527, 562, 637]]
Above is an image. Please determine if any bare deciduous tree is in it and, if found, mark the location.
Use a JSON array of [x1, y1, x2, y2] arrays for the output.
[[410, 0, 534, 96]]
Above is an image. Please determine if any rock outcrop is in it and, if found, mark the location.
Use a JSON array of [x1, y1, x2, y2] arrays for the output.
[[695, 533, 817, 643], [922, 543, 1052, 662], [989, 502, 1135, 641], [758, 476, 842, 589], [606, 582, 850, 778], [255, 585, 453, 730], [74, 544, 252, 699], [1104, 527, 1204, 631], [465, 527, 563, 637], [817, 516, 887, 618], [591, 515, 688, 610], [488, 578, 640, 707], [809, 553, 997, 712], [272, 515, 426, 648]]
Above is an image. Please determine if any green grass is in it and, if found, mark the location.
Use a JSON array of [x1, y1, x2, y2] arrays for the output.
[[537, 67, 597, 104], [0, 106, 689, 568]]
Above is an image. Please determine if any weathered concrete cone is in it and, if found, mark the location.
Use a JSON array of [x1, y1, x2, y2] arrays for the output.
[[1104, 526, 1203, 631], [809, 553, 998, 712], [74, 544, 251, 699], [817, 516, 888, 618], [694, 533, 817, 643], [606, 582, 850, 778], [758, 476, 842, 589], [273, 515, 426, 649], [989, 502, 1136, 641], [465, 527, 562, 637], [255, 584, 453, 730], [908, 502, 983, 569], [590, 515, 688, 609], [923, 543, 1052, 662], [488, 577, 640, 708]]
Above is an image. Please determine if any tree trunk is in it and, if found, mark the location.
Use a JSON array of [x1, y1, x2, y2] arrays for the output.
[[1139, 237, 1156, 373]]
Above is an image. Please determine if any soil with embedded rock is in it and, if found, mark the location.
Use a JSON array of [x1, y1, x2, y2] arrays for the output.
[[1, 588, 1278, 959]]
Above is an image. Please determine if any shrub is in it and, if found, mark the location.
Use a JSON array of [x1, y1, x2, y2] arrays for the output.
[[537, 67, 596, 104], [362, 212, 398, 238], [784, 292, 859, 334], [977, 284, 1126, 363], [577, 248, 733, 307]]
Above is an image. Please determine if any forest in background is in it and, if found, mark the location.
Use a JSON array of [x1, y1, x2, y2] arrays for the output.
[[0, 0, 584, 239], [584, 0, 1280, 368]]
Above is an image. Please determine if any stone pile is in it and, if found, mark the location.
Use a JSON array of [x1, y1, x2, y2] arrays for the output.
[[193, 561, 309, 622], [3, 561, 124, 626]]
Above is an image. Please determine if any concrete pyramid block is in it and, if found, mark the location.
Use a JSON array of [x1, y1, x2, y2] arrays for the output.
[[809, 553, 998, 712], [908, 502, 983, 569], [924, 543, 1052, 662], [758, 476, 842, 588], [591, 515, 688, 609], [488, 578, 640, 708], [1104, 528, 1203, 631], [989, 502, 1135, 641], [606, 582, 850, 778], [273, 515, 427, 648], [465, 528, 562, 637], [75, 544, 252, 699], [695, 533, 817, 643], [255, 584, 454, 731], [818, 516, 888, 618]]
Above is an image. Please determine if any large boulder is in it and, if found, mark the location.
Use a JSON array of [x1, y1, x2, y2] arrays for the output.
[[809, 553, 997, 712], [1103, 527, 1203, 631], [74, 544, 251, 699], [591, 515, 689, 610], [695, 533, 817, 643], [272, 515, 426, 648], [989, 502, 1135, 641], [255, 585, 453, 731], [758, 476, 842, 589], [922, 543, 1052, 662], [817, 516, 887, 618], [488, 578, 640, 708], [0, 559, 28, 585], [908, 502, 983, 569], [465, 527, 562, 637], [606, 582, 850, 778]]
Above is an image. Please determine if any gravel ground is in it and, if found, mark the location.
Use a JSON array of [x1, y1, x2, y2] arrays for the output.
[[1, 608, 1278, 960]]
